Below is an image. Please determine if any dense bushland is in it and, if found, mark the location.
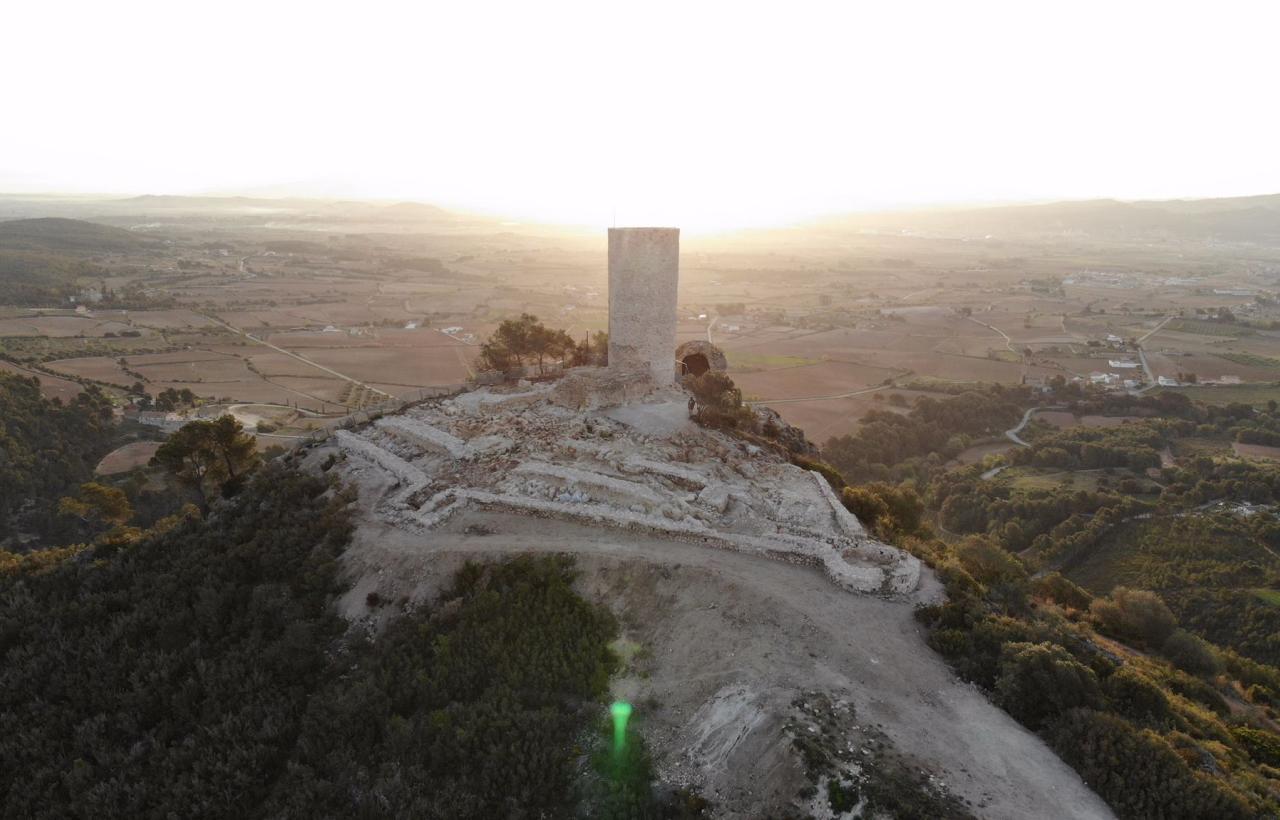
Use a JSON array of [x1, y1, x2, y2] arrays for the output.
[[0, 373, 117, 540], [0, 459, 648, 818]]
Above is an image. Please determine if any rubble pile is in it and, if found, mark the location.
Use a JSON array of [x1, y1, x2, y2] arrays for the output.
[[331, 380, 920, 596]]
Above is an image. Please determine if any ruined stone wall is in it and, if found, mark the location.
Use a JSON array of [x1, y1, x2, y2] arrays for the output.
[[608, 227, 679, 384]]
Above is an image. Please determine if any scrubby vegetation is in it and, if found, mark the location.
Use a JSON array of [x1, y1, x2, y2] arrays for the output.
[[0, 455, 658, 818], [263, 554, 625, 818], [821, 386, 1280, 818], [477, 313, 605, 374], [824, 384, 1028, 482], [0, 464, 352, 818], [0, 372, 117, 541]]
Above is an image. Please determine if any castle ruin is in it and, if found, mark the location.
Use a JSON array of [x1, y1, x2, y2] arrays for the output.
[[322, 227, 920, 596]]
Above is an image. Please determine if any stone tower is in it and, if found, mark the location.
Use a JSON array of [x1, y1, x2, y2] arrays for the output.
[[608, 227, 679, 383]]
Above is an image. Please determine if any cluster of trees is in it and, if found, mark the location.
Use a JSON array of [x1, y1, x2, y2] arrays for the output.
[[0, 457, 662, 818], [150, 416, 259, 510], [1160, 454, 1280, 507], [0, 373, 117, 541], [0, 250, 99, 305], [151, 386, 197, 410], [914, 534, 1274, 818], [1008, 422, 1167, 471], [814, 425, 1280, 818], [1068, 389, 1202, 421], [686, 372, 756, 432], [824, 385, 1028, 482], [932, 474, 1141, 553], [264, 554, 638, 818], [477, 314, 606, 375], [1074, 515, 1280, 669], [0, 464, 353, 818]]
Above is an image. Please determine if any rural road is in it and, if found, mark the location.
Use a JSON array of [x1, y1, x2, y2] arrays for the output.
[[349, 512, 1115, 820], [1137, 314, 1174, 344], [1006, 405, 1063, 446], [1136, 347, 1157, 392], [1133, 315, 1173, 392], [202, 314, 393, 400], [967, 314, 1016, 355], [745, 383, 890, 406]]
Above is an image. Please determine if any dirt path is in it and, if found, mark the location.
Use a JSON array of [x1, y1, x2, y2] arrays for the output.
[[343, 510, 1114, 819], [744, 383, 890, 406], [1006, 405, 1063, 446], [202, 313, 393, 399], [1137, 314, 1174, 344]]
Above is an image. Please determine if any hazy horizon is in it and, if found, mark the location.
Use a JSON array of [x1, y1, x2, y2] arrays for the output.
[[5, 0, 1279, 230]]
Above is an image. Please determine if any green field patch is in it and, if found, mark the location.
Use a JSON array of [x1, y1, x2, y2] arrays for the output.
[[1158, 384, 1280, 407], [1252, 588, 1280, 607], [1164, 318, 1253, 336], [1005, 466, 1107, 493], [725, 351, 822, 370], [1170, 436, 1233, 458], [1216, 351, 1280, 368]]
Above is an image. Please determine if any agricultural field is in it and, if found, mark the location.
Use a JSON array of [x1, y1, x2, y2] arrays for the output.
[[94, 441, 162, 475], [5, 193, 1280, 444]]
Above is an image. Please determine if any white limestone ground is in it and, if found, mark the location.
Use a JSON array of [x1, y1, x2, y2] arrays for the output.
[[328, 380, 921, 597], [316, 378, 1113, 819], [332, 519, 1114, 820]]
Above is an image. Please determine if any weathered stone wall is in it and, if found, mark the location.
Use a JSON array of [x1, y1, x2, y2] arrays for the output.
[[674, 340, 727, 376], [608, 227, 680, 383]]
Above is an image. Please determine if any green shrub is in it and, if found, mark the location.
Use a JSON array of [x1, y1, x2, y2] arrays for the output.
[[841, 481, 925, 540], [792, 455, 846, 489], [1103, 667, 1172, 728], [995, 642, 1103, 729], [1161, 629, 1223, 677], [1046, 709, 1254, 820], [1090, 587, 1178, 647], [1031, 572, 1093, 611], [1232, 725, 1280, 768]]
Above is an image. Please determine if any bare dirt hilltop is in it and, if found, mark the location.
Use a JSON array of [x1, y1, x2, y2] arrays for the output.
[[310, 376, 1114, 819]]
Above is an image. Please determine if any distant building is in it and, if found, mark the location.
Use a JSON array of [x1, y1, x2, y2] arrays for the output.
[[134, 411, 184, 431], [1108, 359, 1140, 369], [1157, 376, 1180, 387]]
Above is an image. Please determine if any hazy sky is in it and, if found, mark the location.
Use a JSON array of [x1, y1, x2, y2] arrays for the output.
[[3, 0, 1278, 230]]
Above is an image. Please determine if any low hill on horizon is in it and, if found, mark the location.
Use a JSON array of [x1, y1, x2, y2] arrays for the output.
[[823, 192, 1280, 244], [0, 217, 152, 252]]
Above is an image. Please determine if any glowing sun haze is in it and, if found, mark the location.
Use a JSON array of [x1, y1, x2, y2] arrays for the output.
[[3, 0, 1278, 231]]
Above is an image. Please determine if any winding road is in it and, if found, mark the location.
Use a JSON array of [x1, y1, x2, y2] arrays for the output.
[[1006, 405, 1064, 446]]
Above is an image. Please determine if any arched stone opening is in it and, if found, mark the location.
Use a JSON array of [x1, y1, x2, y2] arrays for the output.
[[680, 353, 711, 377], [673, 340, 728, 380]]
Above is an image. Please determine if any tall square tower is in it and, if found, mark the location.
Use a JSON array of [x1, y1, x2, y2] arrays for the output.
[[607, 227, 680, 383]]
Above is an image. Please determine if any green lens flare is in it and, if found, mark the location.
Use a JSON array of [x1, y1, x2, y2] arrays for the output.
[[610, 701, 632, 756]]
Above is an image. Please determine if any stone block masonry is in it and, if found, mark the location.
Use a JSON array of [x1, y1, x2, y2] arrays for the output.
[[608, 227, 680, 384]]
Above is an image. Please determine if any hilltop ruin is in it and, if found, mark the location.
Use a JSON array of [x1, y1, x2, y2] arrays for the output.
[[325, 228, 920, 596]]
